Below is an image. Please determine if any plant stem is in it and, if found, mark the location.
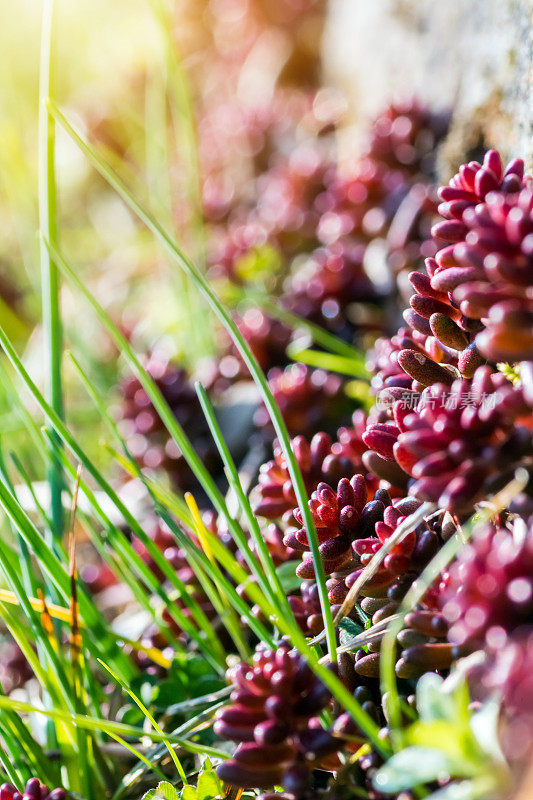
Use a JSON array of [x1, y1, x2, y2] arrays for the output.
[[39, 0, 63, 545]]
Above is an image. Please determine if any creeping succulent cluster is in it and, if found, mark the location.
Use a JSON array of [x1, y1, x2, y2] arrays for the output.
[[204, 97, 450, 412], [253, 432, 357, 520], [441, 522, 533, 654], [0, 780, 65, 800], [284, 477, 390, 579], [253, 412, 380, 522], [116, 355, 222, 500], [399, 151, 532, 383], [103, 102, 533, 800], [282, 240, 382, 339], [215, 642, 338, 794], [364, 366, 532, 512]]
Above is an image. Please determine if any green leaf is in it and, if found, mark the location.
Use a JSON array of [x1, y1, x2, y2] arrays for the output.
[[234, 243, 282, 283], [407, 721, 472, 764], [197, 768, 223, 800], [338, 617, 364, 649], [425, 781, 479, 800], [286, 342, 368, 378], [156, 782, 180, 800], [416, 673, 453, 722], [276, 561, 303, 594], [373, 747, 456, 793], [470, 699, 505, 763]]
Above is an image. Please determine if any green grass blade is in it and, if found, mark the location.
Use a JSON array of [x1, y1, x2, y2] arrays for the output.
[[0, 696, 228, 757], [104, 730, 167, 783], [45, 105, 338, 662], [0, 446, 40, 597], [0, 734, 24, 789], [0, 359, 48, 465], [99, 660, 188, 785], [286, 344, 369, 378], [250, 293, 369, 363], [0, 470, 134, 680], [38, 0, 63, 544], [43, 441, 226, 670], [38, 412, 230, 668], [113, 699, 228, 800], [194, 383, 289, 613], [0, 323, 228, 670]]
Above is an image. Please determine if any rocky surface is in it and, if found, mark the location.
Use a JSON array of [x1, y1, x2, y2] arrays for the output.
[[323, 0, 533, 171]]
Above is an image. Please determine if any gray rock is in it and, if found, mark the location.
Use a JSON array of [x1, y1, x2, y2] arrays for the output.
[[323, 0, 533, 171]]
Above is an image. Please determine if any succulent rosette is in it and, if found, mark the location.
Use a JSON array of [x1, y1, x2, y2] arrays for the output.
[[364, 366, 532, 512], [215, 642, 338, 792], [283, 476, 391, 580], [116, 355, 221, 496], [401, 151, 532, 381], [441, 521, 533, 653], [254, 363, 351, 438]]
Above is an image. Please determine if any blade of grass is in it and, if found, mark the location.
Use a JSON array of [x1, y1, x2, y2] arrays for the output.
[[0, 684, 61, 786], [185, 493, 251, 661], [104, 730, 167, 782], [67, 469, 95, 800], [99, 660, 188, 785], [48, 435, 231, 670], [286, 344, 369, 378], [0, 695, 228, 757], [44, 106, 338, 663], [99, 412, 274, 653], [66, 352, 255, 659], [194, 383, 289, 614], [0, 326, 226, 669], [247, 293, 369, 362], [45, 441, 226, 670], [0, 359, 48, 466], [0, 525, 76, 710], [0, 598, 70, 717], [9, 451, 53, 533], [5, 443, 70, 766], [39, 0, 63, 545], [0, 473, 135, 680], [106, 451, 193, 526], [114, 698, 228, 800], [147, 498, 278, 649], [0, 733, 24, 789], [0, 446, 40, 597]]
